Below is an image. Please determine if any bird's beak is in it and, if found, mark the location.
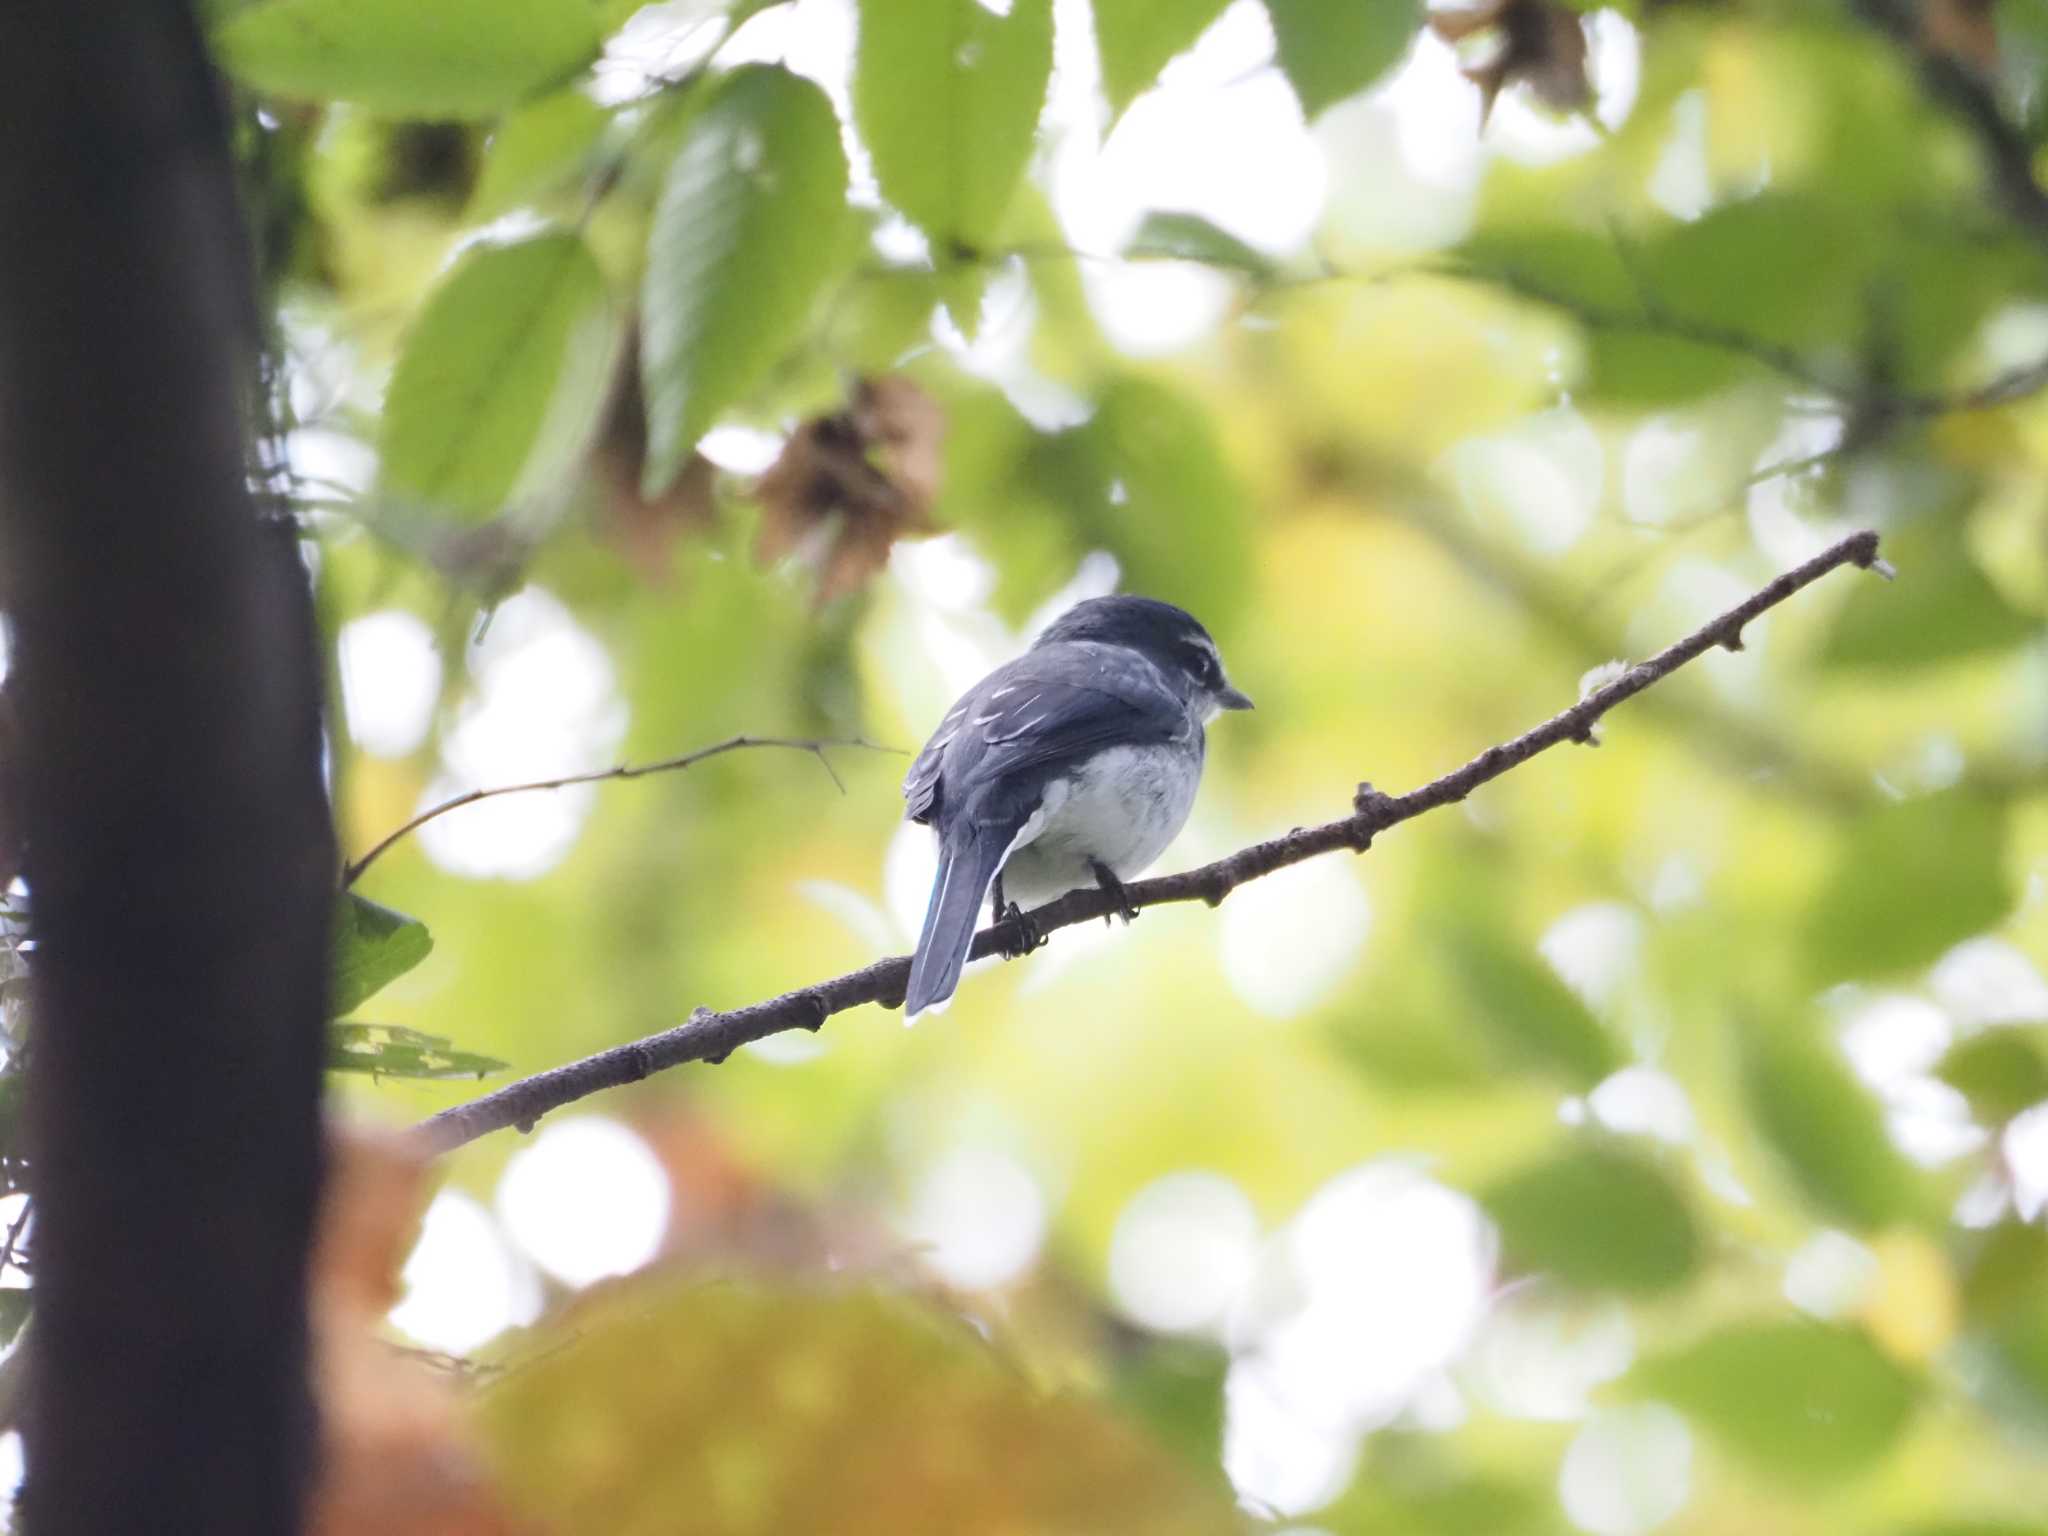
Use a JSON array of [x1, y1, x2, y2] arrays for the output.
[[1217, 684, 1255, 711]]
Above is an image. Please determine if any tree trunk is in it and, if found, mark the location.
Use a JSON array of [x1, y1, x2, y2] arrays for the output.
[[0, 7, 333, 1532]]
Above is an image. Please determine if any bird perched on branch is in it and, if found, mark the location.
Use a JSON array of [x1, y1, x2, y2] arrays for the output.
[[901, 596, 1253, 1017]]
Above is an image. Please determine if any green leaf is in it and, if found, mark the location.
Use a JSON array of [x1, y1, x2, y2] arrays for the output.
[[1821, 515, 2040, 671], [1456, 227, 1634, 315], [1109, 1340, 1229, 1478], [1463, 199, 1866, 406], [1482, 1144, 1700, 1295], [332, 894, 434, 1016], [1960, 1221, 2048, 1327], [380, 232, 618, 523], [1048, 375, 1256, 634], [1125, 211, 1277, 278], [1937, 1027, 2048, 1126], [1805, 788, 2012, 986], [1321, 1454, 1569, 1536], [1630, 1321, 1919, 1485], [1094, 0, 1232, 117], [215, 0, 603, 118], [1743, 1023, 1921, 1230], [853, 0, 1053, 253], [328, 1022, 508, 1080], [1975, 1307, 2048, 1437], [1955, 1223, 2048, 1435], [1442, 923, 1622, 1088], [640, 66, 852, 495], [1263, 0, 1418, 117], [469, 90, 612, 220]]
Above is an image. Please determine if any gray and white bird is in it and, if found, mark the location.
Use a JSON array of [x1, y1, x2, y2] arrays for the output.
[[901, 595, 1252, 1016]]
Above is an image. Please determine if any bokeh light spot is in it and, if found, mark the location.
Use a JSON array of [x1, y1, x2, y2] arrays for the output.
[[498, 1116, 672, 1287]]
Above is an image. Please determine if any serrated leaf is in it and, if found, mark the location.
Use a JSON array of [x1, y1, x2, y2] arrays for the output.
[[1482, 1144, 1699, 1295], [332, 894, 433, 1017], [1821, 515, 2040, 671], [1125, 211, 1277, 278], [853, 0, 1052, 253], [640, 66, 852, 495], [1629, 1321, 1919, 1485], [1937, 1027, 2048, 1126], [1094, 0, 1232, 116], [469, 89, 612, 220], [215, 0, 603, 118], [1264, 0, 1419, 117], [1743, 1023, 1921, 1230], [328, 1022, 508, 1080], [380, 232, 619, 523], [477, 1276, 1240, 1534], [1805, 788, 2012, 986], [1442, 923, 1622, 1087]]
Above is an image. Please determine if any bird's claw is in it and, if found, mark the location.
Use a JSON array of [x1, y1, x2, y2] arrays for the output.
[[997, 901, 1046, 958], [1091, 861, 1140, 924]]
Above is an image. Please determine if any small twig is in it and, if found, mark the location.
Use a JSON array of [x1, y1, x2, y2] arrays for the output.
[[342, 735, 896, 888], [410, 531, 1886, 1157]]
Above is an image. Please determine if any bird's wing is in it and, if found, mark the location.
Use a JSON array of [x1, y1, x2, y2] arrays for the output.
[[902, 642, 1189, 827]]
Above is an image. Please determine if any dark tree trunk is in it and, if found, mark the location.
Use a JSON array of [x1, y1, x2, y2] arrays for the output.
[[0, 7, 333, 1533]]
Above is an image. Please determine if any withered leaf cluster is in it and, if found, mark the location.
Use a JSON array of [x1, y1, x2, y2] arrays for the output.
[[753, 375, 945, 605], [1429, 0, 1592, 122]]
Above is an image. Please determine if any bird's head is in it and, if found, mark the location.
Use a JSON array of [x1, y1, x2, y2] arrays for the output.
[[1035, 595, 1254, 718]]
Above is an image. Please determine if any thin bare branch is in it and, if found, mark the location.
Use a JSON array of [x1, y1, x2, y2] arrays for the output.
[[342, 735, 896, 888], [409, 531, 1888, 1157]]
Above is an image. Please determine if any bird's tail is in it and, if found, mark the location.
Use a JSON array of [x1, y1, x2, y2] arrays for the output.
[[905, 824, 1010, 1018]]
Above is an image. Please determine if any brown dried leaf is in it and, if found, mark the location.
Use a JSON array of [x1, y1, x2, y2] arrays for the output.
[[1428, 0, 1590, 123], [1921, 0, 1998, 73], [308, 1122, 521, 1536], [754, 376, 945, 604], [591, 330, 719, 583]]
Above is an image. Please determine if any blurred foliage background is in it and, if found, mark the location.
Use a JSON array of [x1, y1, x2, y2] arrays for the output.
[[137, 0, 2048, 1529]]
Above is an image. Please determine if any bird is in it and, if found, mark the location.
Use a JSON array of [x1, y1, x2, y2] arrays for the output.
[[900, 595, 1253, 1017]]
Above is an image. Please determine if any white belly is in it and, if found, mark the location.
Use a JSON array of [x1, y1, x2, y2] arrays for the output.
[[998, 744, 1200, 907]]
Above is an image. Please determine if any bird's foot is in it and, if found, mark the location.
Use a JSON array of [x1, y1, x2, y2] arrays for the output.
[[996, 901, 1046, 958], [1091, 861, 1140, 924]]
